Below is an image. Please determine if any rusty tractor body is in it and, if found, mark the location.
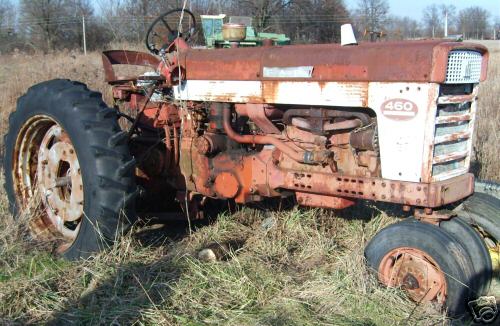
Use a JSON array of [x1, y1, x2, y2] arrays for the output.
[[103, 39, 487, 215], [5, 9, 498, 320]]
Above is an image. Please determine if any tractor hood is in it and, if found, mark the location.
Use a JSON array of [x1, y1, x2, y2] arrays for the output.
[[182, 40, 488, 83]]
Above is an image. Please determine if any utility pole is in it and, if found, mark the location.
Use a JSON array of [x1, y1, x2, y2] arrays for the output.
[[444, 11, 448, 37], [82, 15, 87, 55]]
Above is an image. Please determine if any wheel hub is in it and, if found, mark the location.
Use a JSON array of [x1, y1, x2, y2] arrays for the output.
[[379, 247, 447, 304], [402, 274, 420, 290], [14, 116, 84, 251], [36, 124, 84, 241]]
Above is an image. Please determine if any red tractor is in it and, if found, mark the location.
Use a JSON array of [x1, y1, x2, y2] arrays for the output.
[[3, 9, 498, 319]]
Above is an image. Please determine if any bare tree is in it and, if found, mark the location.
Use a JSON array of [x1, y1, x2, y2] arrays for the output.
[[19, 0, 70, 51], [0, 0, 14, 27], [238, 0, 295, 31], [299, 0, 350, 43], [65, 0, 113, 51], [0, 0, 16, 52], [193, 0, 234, 14], [355, 0, 389, 41], [422, 4, 441, 38], [494, 16, 500, 40], [386, 16, 421, 40], [457, 6, 490, 40]]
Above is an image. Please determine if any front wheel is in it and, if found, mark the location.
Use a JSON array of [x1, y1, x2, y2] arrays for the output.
[[3, 79, 138, 259], [365, 219, 474, 316]]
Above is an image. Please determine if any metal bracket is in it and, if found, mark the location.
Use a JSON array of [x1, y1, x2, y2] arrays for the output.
[[414, 208, 456, 225]]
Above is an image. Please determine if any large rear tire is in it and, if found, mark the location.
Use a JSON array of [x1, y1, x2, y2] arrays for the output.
[[365, 219, 474, 316], [3, 79, 138, 260]]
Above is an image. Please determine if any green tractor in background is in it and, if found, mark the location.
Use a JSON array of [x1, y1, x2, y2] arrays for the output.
[[200, 14, 290, 48]]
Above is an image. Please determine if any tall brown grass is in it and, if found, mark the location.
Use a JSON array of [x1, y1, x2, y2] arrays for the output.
[[475, 41, 500, 181]]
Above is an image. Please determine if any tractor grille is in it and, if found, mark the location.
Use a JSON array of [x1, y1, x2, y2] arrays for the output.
[[445, 50, 482, 84], [431, 50, 483, 180], [431, 84, 477, 180]]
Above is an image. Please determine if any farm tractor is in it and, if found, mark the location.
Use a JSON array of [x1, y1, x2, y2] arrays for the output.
[[3, 8, 499, 320]]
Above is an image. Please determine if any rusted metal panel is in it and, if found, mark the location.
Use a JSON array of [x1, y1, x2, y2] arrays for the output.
[[262, 81, 368, 107], [432, 151, 468, 165], [295, 192, 356, 209], [435, 114, 471, 124], [427, 173, 474, 206], [185, 47, 263, 81], [174, 80, 263, 103], [270, 169, 474, 208], [433, 131, 470, 144], [437, 93, 476, 105], [174, 80, 369, 107], [184, 40, 488, 83], [102, 50, 160, 83]]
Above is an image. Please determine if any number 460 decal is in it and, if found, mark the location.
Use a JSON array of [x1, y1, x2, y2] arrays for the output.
[[381, 98, 418, 121]]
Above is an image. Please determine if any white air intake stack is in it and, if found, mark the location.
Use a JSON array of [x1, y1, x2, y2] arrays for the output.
[[341, 24, 357, 46]]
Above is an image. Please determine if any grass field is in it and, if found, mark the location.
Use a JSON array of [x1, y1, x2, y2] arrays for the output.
[[0, 42, 498, 325], [474, 40, 500, 181]]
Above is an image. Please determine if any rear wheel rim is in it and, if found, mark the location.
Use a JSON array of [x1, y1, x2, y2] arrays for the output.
[[13, 115, 84, 252], [379, 247, 447, 305]]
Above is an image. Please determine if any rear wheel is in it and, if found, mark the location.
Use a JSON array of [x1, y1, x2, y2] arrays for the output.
[[365, 219, 474, 316], [3, 79, 138, 259]]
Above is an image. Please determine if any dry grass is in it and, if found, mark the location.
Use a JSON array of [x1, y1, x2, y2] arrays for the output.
[[0, 194, 446, 325], [0, 43, 498, 324], [475, 40, 500, 181]]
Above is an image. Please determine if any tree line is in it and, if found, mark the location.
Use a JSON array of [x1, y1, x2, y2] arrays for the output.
[[0, 0, 497, 54]]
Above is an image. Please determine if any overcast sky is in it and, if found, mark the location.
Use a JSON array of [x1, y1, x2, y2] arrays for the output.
[[345, 0, 500, 21]]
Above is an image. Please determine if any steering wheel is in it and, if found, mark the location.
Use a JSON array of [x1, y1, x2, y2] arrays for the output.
[[145, 8, 197, 55]]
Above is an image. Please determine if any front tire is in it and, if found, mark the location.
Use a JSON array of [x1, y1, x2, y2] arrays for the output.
[[3, 79, 137, 260], [440, 217, 492, 296], [365, 219, 474, 316], [454, 193, 500, 274]]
